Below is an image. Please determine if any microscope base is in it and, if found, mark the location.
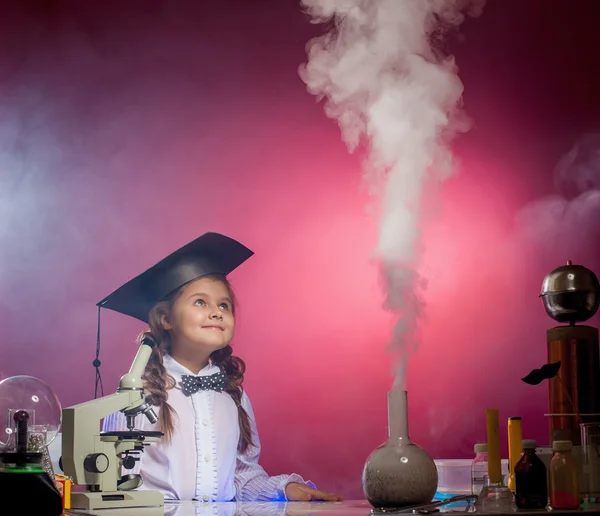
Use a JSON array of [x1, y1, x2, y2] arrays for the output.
[[71, 489, 164, 510]]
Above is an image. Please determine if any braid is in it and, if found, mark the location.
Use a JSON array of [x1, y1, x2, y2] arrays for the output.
[[141, 297, 179, 442], [211, 345, 254, 453], [142, 330, 177, 441]]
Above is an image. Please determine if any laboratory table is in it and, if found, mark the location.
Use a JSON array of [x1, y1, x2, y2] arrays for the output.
[[63, 500, 600, 516]]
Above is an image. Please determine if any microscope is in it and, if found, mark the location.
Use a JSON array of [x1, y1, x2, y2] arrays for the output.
[[61, 337, 164, 510]]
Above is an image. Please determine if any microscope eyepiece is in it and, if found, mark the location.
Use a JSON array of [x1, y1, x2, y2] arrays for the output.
[[119, 336, 156, 391], [141, 336, 156, 348]]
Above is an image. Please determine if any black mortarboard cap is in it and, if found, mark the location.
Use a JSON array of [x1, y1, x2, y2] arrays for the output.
[[97, 232, 254, 323]]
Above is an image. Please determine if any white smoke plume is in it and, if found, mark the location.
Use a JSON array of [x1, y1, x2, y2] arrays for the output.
[[516, 134, 600, 253], [299, 0, 485, 390]]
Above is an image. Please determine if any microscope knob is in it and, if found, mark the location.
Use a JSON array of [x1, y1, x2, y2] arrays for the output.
[[122, 455, 137, 470], [84, 453, 109, 474]]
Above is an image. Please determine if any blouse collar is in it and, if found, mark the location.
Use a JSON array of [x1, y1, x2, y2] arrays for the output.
[[163, 354, 221, 382]]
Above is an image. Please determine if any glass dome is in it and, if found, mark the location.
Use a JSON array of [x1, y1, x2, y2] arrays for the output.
[[0, 375, 62, 451]]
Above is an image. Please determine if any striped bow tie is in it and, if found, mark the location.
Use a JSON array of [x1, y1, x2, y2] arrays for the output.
[[180, 371, 227, 396]]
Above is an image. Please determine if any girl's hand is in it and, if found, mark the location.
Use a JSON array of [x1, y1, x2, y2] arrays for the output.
[[285, 482, 344, 502]]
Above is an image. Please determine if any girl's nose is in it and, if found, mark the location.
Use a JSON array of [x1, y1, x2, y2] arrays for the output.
[[209, 308, 223, 320]]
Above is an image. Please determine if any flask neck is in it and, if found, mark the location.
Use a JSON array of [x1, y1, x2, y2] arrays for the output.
[[387, 390, 411, 442], [484, 474, 508, 488]]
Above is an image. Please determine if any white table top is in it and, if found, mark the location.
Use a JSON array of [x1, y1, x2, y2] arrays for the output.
[[65, 499, 376, 516], [63, 498, 600, 516]]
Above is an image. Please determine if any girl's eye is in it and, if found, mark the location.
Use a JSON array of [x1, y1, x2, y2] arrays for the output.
[[194, 299, 206, 307], [219, 303, 230, 311]]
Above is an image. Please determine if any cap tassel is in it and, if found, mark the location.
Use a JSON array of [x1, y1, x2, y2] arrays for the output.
[[94, 305, 104, 398]]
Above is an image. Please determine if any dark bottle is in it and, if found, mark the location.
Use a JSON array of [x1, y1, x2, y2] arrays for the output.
[[514, 439, 548, 509]]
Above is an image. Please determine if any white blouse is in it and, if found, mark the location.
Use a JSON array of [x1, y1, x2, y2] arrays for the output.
[[102, 354, 312, 502]]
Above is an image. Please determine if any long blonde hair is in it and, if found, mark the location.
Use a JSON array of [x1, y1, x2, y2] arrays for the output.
[[141, 274, 254, 452]]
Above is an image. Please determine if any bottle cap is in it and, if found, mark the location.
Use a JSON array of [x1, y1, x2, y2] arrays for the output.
[[522, 439, 537, 449], [552, 440, 572, 451], [474, 443, 488, 453]]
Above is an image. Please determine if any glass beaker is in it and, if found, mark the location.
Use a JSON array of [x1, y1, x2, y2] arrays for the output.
[[580, 423, 600, 505]]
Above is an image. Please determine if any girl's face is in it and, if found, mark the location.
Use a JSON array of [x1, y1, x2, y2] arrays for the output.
[[163, 276, 235, 357]]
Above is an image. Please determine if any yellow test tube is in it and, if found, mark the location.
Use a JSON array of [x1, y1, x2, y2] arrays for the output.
[[486, 409, 502, 484], [507, 416, 523, 492]]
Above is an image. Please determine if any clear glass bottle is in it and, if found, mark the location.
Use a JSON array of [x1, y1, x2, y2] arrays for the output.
[[549, 440, 581, 510], [514, 439, 548, 509], [471, 443, 489, 495]]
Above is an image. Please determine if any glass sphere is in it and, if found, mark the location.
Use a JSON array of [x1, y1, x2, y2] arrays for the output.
[[0, 375, 61, 451]]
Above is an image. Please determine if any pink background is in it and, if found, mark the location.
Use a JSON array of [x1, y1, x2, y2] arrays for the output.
[[2, 0, 600, 499]]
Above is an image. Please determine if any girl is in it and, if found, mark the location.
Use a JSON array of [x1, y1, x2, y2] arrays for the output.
[[101, 232, 342, 503]]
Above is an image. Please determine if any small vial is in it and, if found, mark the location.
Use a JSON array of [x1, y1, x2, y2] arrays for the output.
[[471, 443, 489, 495], [549, 440, 580, 510]]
